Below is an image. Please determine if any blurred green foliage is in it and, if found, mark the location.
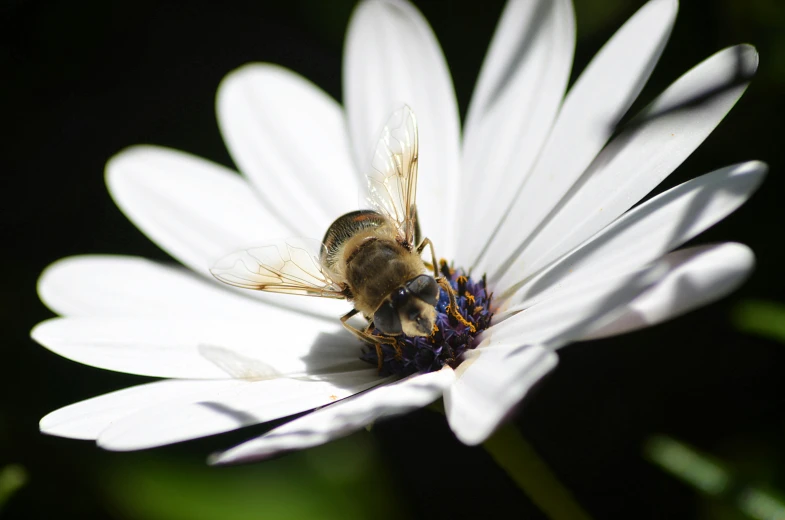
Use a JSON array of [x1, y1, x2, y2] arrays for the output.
[[645, 435, 785, 520], [0, 465, 28, 513], [732, 300, 785, 342], [644, 297, 785, 519], [645, 436, 732, 496], [105, 432, 404, 520]]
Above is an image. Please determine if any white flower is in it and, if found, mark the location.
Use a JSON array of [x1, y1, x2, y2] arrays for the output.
[[33, 0, 764, 465]]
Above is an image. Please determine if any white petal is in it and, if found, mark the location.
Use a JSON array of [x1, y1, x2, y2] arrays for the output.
[[490, 260, 668, 347], [444, 255, 677, 446], [97, 370, 381, 451], [105, 146, 342, 317], [464, 0, 677, 269], [107, 145, 285, 274], [499, 161, 766, 304], [38, 255, 274, 319], [217, 64, 359, 238], [40, 379, 243, 440], [32, 317, 370, 379], [457, 0, 575, 266], [582, 242, 755, 339], [444, 345, 557, 445], [486, 45, 758, 283], [344, 0, 461, 257], [210, 367, 455, 464]]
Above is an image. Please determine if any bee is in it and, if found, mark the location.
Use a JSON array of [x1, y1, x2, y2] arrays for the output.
[[210, 106, 465, 368]]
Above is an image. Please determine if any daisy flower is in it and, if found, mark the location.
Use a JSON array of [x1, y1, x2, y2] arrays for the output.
[[33, 0, 764, 465]]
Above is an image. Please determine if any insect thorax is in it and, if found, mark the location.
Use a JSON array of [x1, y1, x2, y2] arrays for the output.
[[320, 210, 389, 273], [344, 238, 424, 316]]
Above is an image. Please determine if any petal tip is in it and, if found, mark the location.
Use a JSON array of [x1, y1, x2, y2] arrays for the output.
[[452, 424, 492, 446], [35, 258, 67, 310], [38, 413, 56, 434], [206, 452, 224, 466], [648, 0, 679, 17], [104, 144, 161, 196], [216, 62, 284, 101], [39, 408, 96, 441], [29, 318, 58, 345], [718, 241, 756, 275], [735, 159, 768, 184], [351, 0, 422, 29], [207, 447, 265, 466], [29, 321, 44, 343], [736, 43, 760, 75]]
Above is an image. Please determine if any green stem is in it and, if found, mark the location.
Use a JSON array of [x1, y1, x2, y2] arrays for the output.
[[482, 424, 593, 520]]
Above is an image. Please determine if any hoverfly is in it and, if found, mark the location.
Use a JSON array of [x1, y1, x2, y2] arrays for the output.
[[211, 106, 465, 368]]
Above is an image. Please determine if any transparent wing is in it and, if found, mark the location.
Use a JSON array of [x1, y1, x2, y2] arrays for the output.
[[367, 105, 419, 248], [210, 238, 345, 299]]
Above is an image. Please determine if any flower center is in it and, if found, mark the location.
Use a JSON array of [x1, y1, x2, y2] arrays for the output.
[[361, 261, 494, 377]]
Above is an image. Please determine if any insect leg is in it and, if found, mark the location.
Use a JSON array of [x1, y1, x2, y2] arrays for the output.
[[363, 320, 403, 361], [341, 310, 396, 344], [415, 237, 439, 278], [437, 277, 476, 333], [415, 237, 476, 333], [341, 310, 397, 372]]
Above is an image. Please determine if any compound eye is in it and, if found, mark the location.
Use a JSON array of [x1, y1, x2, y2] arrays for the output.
[[390, 287, 408, 307], [406, 275, 439, 306], [373, 301, 402, 335]]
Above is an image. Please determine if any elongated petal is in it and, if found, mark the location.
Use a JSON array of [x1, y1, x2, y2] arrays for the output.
[[463, 0, 676, 268], [500, 161, 766, 305], [41, 379, 249, 440], [97, 371, 381, 451], [38, 255, 287, 319], [582, 242, 755, 339], [217, 64, 359, 238], [344, 0, 460, 256], [211, 368, 455, 464], [32, 317, 369, 379], [445, 259, 670, 445], [486, 45, 758, 283], [445, 345, 557, 445], [107, 145, 286, 275], [457, 0, 575, 266], [105, 146, 339, 317], [490, 260, 668, 347]]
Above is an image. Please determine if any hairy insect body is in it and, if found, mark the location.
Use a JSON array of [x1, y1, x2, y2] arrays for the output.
[[320, 210, 392, 278], [321, 210, 434, 336], [211, 106, 457, 363]]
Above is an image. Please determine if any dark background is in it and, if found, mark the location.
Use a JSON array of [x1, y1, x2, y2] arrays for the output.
[[2, 0, 785, 518]]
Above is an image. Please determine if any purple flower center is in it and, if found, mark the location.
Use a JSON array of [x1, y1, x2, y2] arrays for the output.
[[361, 261, 494, 377]]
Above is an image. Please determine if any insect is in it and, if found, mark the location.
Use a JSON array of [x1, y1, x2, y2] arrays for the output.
[[210, 106, 467, 369]]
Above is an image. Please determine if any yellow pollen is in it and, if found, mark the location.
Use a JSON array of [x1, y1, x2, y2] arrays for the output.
[[449, 306, 476, 333], [439, 258, 455, 276], [465, 293, 476, 304]]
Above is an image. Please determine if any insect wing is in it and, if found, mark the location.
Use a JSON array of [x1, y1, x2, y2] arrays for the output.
[[210, 238, 345, 298], [367, 105, 419, 248]]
